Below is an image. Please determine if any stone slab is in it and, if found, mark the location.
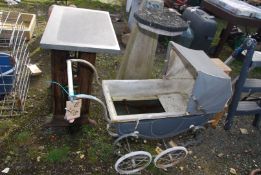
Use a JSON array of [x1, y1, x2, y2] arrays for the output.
[[40, 5, 120, 53]]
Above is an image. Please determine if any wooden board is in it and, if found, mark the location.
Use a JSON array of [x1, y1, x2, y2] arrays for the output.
[[0, 12, 36, 40], [158, 93, 187, 113], [27, 64, 42, 75], [210, 58, 231, 127], [211, 58, 232, 75]]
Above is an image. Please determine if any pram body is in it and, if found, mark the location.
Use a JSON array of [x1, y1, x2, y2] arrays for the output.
[[103, 42, 232, 139]]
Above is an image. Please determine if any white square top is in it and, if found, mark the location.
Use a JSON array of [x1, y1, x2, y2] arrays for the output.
[[40, 5, 120, 53]]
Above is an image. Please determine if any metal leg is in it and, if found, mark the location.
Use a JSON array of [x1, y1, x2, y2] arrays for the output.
[[253, 114, 260, 129], [224, 38, 257, 130], [224, 82, 242, 130], [224, 115, 233, 130]]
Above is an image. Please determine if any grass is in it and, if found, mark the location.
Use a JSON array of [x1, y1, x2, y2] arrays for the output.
[[73, 0, 123, 12], [88, 141, 113, 163], [147, 164, 167, 175], [15, 131, 32, 145], [82, 125, 97, 138], [0, 120, 14, 137], [15, 0, 124, 13], [26, 145, 44, 160], [211, 19, 227, 48], [46, 146, 70, 163], [82, 126, 114, 164]]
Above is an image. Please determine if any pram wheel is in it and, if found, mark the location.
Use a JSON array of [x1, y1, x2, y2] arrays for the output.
[[154, 146, 188, 169], [115, 151, 152, 174]]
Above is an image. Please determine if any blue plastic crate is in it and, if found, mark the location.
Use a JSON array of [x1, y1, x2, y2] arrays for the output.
[[0, 52, 15, 97]]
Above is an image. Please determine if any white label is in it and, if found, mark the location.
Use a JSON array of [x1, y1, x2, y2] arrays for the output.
[[65, 99, 82, 121]]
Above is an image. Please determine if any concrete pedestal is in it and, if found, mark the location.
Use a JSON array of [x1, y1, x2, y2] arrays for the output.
[[118, 25, 158, 79]]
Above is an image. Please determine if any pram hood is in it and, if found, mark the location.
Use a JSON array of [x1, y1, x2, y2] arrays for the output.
[[163, 42, 232, 114]]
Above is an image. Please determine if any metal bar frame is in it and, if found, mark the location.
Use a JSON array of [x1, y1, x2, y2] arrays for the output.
[[0, 10, 31, 118]]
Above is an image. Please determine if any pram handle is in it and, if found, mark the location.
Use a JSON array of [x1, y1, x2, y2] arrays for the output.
[[74, 94, 110, 124], [66, 59, 110, 123], [67, 59, 101, 86]]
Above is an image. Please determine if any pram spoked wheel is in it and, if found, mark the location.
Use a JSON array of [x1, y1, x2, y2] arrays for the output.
[[154, 146, 188, 169], [115, 151, 152, 174]]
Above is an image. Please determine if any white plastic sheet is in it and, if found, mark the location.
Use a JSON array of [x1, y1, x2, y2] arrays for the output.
[[207, 0, 261, 19]]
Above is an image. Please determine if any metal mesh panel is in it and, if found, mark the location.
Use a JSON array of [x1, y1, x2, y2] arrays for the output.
[[0, 11, 30, 117]]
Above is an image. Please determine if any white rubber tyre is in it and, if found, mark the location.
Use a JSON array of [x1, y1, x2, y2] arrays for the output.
[[154, 146, 188, 169], [115, 151, 152, 174]]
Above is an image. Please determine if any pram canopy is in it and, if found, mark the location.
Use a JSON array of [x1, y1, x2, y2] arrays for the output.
[[164, 42, 232, 114]]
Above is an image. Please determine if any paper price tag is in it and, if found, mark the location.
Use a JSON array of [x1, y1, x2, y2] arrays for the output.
[[65, 99, 82, 121]]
